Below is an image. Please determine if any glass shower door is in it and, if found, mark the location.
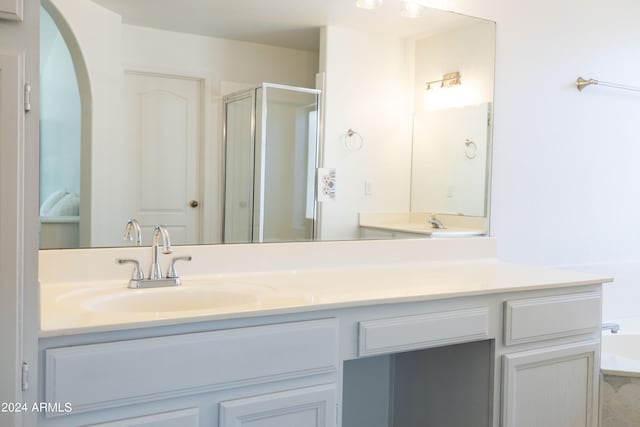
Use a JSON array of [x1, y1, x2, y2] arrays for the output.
[[223, 83, 320, 244], [254, 85, 319, 243], [223, 92, 255, 244]]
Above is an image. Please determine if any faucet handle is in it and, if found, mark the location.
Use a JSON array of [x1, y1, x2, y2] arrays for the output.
[[166, 256, 192, 279], [117, 258, 145, 280]]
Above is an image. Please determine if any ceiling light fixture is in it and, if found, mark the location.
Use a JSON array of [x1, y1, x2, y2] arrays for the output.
[[356, 0, 383, 10], [400, 1, 424, 18], [425, 71, 462, 90]]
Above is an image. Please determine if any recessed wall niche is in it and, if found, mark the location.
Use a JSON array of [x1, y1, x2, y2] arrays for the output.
[[342, 340, 493, 427]]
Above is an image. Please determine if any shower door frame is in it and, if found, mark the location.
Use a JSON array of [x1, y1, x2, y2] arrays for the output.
[[221, 82, 322, 244], [222, 88, 257, 243]]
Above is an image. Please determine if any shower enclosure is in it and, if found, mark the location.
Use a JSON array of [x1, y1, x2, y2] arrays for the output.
[[222, 83, 321, 243]]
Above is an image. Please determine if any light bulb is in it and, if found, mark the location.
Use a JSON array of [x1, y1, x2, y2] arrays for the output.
[[401, 1, 423, 18], [356, 0, 383, 10]]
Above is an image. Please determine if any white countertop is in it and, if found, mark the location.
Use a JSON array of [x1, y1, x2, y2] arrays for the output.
[[40, 258, 612, 337]]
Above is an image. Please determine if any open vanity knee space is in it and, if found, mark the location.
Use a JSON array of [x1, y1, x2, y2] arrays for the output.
[[38, 239, 611, 427]]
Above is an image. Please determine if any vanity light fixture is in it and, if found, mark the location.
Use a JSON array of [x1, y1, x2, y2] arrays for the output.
[[356, 0, 383, 9], [400, 0, 424, 18], [425, 71, 461, 90]]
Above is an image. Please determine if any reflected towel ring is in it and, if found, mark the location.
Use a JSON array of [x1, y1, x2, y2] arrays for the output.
[[345, 128, 364, 151], [464, 138, 477, 159]]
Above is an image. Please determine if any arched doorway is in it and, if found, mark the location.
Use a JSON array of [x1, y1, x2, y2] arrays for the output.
[[39, 0, 92, 248]]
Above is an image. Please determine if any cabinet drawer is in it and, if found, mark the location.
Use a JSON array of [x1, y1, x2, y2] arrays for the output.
[[45, 319, 338, 416], [504, 291, 601, 346], [358, 307, 489, 357]]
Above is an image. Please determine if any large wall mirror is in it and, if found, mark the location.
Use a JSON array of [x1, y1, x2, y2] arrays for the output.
[[39, 0, 495, 249]]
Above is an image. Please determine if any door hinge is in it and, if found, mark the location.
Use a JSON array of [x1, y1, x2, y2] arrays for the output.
[[21, 362, 29, 391], [24, 83, 31, 113]]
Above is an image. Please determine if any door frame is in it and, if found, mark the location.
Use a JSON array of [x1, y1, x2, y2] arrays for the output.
[[0, 1, 40, 425]]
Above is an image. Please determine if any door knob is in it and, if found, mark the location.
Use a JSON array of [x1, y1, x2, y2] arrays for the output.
[[189, 200, 199, 208]]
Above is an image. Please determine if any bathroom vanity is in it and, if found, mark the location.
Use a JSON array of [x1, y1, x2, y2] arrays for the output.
[[38, 239, 610, 427]]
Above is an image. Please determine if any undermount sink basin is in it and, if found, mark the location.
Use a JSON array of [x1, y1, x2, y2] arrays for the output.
[[83, 287, 258, 313]]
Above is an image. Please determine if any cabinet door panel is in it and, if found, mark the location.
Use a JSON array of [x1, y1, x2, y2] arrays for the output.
[[87, 407, 199, 427], [220, 384, 336, 427], [502, 341, 598, 427], [45, 319, 338, 415], [0, 0, 22, 20]]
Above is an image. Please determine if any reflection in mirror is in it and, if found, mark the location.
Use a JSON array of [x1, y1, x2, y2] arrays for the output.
[[39, 4, 81, 248], [411, 103, 491, 217], [38, 0, 495, 249], [223, 84, 320, 244]]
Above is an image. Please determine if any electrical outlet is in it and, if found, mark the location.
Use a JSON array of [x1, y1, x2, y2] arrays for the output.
[[317, 168, 336, 201]]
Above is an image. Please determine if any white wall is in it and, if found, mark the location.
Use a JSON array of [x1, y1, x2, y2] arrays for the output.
[[320, 26, 413, 240], [411, 103, 490, 216], [433, 0, 640, 320]]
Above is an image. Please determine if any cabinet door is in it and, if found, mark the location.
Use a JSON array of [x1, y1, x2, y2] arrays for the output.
[[502, 341, 599, 427], [220, 384, 336, 427]]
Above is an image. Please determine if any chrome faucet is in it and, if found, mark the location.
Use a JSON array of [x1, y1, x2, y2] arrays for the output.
[[123, 219, 143, 246], [428, 214, 446, 229], [149, 225, 172, 280], [117, 224, 191, 289], [602, 322, 620, 334]]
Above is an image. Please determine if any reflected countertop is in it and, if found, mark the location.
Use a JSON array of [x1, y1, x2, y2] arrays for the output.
[[358, 211, 487, 237]]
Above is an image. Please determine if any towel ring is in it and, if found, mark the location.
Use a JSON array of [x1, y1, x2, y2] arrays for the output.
[[345, 128, 364, 151], [464, 138, 477, 159]]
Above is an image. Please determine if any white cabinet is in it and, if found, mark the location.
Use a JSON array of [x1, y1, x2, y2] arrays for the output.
[[40, 319, 338, 426], [220, 385, 336, 427], [45, 319, 338, 415], [501, 341, 599, 427], [501, 291, 601, 427]]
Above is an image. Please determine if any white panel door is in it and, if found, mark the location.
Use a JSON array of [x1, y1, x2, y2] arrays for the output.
[[124, 72, 202, 244], [220, 385, 337, 427]]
